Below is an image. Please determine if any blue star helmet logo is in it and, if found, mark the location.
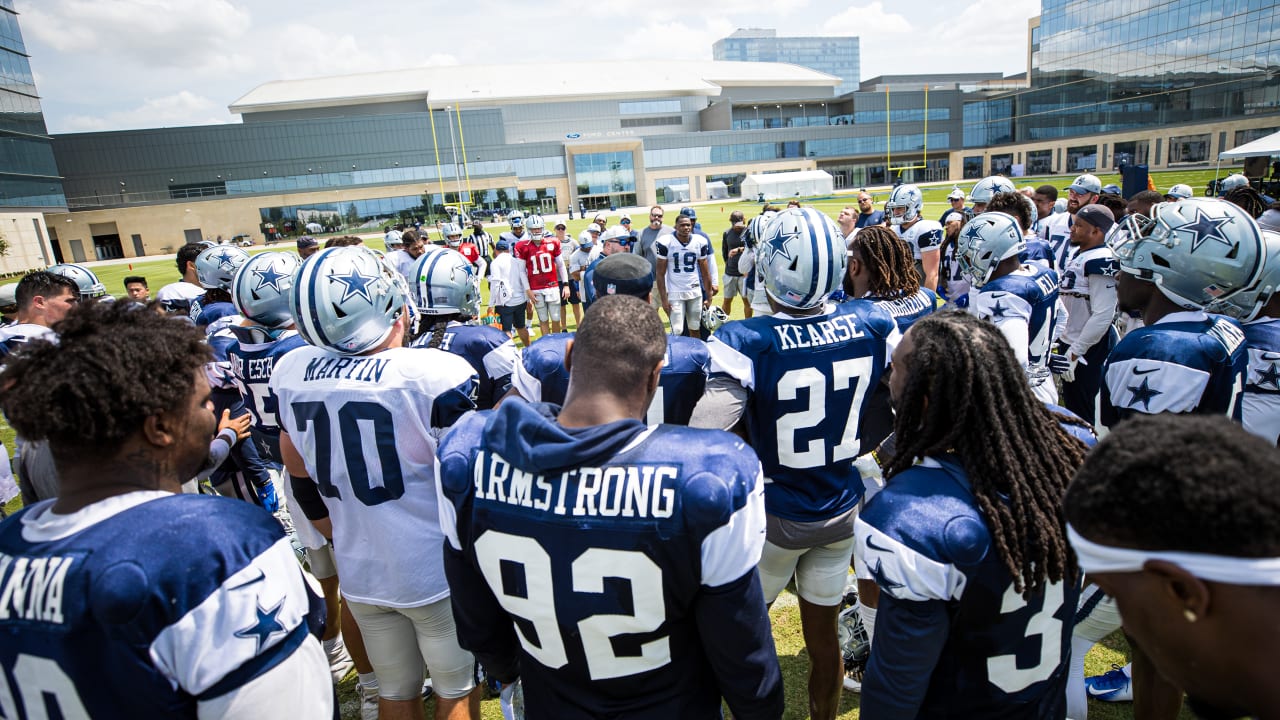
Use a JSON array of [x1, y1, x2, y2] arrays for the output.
[[214, 250, 237, 270], [763, 223, 797, 266], [331, 267, 376, 304], [1127, 376, 1163, 411], [234, 598, 287, 652], [1178, 207, 1234, 254], [961, 220, 988, 246], [253, 263, 287, 293]]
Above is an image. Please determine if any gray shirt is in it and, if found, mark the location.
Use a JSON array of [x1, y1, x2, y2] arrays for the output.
[[632, 224, 673, 274]]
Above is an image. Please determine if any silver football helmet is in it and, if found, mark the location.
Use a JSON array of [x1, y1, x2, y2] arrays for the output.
[[955, 212, 1027, 288], [411, 249, 481, 318], [232, 251, 301, 328], [291, 246, 414, 355], [47, 263, 107, 300], [525, 214, 546, 240], [701, 305, 729, 333], [758, 207, 846, 310], [195, 245, 251, 290], [885, 184, 924, 225], [968, 176, 1017, 210], [1220, 174, 1249, 192], [1207, 230, 1280, 321], [441, 223, 463, 247], [1109, 198, 1266, 309]]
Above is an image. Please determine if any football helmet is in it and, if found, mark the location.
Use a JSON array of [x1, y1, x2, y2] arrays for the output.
[[47, 263, 107, 300], [195, 245, 251, 290], [1207, 230, 1280, 321], [509, 211, 525, 228], [885, 184, 924, 225], [968, 176, 1017, 210], [442, 223, 463, 247], [232, 251, 301, 328], [385, 231, 405, 250], [291, 246, 414, 355], [1109, 198, 1265, 309], [1221, 174, 1249, 192], [1101, 184, 1122, 195], [1165, 183, 1194, 200], [1054, 198, 1068, 214], [757, 207, 846, 310], [412, 249, 480, 318], [955, 212, 1027, 288], [743, 210, 777, 249], [526, 214, 546, 239], [701, 305, 729, 333]]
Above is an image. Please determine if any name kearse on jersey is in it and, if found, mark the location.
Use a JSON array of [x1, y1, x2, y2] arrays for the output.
[[773, 314, 867, 351], [473, 451, 677, 519]]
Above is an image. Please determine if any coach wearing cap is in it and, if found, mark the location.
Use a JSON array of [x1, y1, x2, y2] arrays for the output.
[[939, 187, 970, 223], [1041, 173, 1102, 272]]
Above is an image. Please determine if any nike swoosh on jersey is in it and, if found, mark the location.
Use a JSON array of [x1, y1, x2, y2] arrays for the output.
[[865, 535, 892, 553], [989, 292, 1008, 299], [1131, 367, 1159, 375], [1261, 352, 1280, 361], [228, 569, 266, 591]]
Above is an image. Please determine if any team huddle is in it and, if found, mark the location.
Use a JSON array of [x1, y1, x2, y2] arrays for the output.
[[0, 173, 1278, 720]]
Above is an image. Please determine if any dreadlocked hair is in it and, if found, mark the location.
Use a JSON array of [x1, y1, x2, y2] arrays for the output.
[[1224, 186, 1267, 219], [886, 310, 1085, 596], [0, 300, 211, 462], [850, 226, 920, 298], [422, 313, 462, 349]]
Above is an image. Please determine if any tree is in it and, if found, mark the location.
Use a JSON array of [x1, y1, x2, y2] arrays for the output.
[[345, 203, 360, 226]]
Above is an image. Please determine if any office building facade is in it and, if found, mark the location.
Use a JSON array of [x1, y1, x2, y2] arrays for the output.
[[714, 29, 861, 95]]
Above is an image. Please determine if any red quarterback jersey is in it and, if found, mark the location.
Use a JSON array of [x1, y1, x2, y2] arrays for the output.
[[513, 237, 563, 291], [457, 242, 481, 266]]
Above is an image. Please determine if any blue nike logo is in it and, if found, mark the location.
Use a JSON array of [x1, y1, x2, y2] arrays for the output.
[[865, 535, 892, 553], [1131, 367, 1158, 376]]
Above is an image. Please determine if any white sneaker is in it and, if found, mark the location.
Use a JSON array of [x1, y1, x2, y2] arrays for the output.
[[357, 682, 380, 720], [843, 676, 862, 693], [422, 677, 434, 700]]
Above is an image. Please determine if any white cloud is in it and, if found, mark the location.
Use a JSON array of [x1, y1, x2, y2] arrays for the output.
[[59, 91, 231, 132], [824, 2, 912, 35], [264, 22, 459, 79]]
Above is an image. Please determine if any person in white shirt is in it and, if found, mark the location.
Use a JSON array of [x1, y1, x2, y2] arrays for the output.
[[487, 239, 532, 346], [155, 243, 207, 315], [1052, 205, 1119, 426], [656, 215, 714, 337]]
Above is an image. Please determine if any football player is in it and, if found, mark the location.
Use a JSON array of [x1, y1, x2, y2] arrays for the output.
[[46, 263, 108, 302], [957, 212, 1063, 404], [1207, 229, 1280, 444], [1101, 198, 1264, 426], [273, 247, 481, 720], [510, 252, 710, 425], [1042, 174, 1102, 271], [155, 242, 207, 315], [512, 214, 569, 337], [411, 249, 519, 410], [737, 210, 779, 318], [655, 214, 715, 337], [967, 175, 1016, 216], [857, 310, 1086, 718], [985, 191, 1055, 268], [190, 245, 249, 327], [886, 184, 944, 292], [1066, 414, 1280, 720], [0, 271, 79, 356], [691, 207, 900, 720], [0, 300, 332, 718], [437, 294, 785, 720], [1052, 205, 1120, 426]]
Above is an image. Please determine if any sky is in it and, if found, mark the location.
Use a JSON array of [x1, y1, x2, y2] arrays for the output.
[[17, 0, 1039, 135]]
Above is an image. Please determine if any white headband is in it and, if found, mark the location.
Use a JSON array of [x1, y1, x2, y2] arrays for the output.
[[1067, 525, 1280, 586]]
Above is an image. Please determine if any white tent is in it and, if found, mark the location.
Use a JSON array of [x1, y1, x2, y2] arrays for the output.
[[706, 181, 730, 199], [740, 170, 834, 201], [1218, 130, 1280, 159]]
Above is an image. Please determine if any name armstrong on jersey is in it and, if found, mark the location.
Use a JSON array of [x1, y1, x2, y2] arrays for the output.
[[473, 450, 677, 519], [300, 355, 391, 383], [772, 313, 867, 352], [0, 551, 72, 624]]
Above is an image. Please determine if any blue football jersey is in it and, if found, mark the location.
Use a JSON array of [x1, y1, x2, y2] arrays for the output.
[[970, 264, 1061, 403], [227, 326, 309, 463], [1020, 237, 1055, 268], [195, 300, 238, 329], [1240, 317, 1280, 445], [512, 333, 710, 424], [855, 456, 1079, 719], [436, 399, 783, 720], [1101, 311, 1247, 427], [706, 301, 900, 521], [0, 323, 54, 358], [412, 321, 519, 410], [868, 287, 938, 334], [0, 492, 327, 719]]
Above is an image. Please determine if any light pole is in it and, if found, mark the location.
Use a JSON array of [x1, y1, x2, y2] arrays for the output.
[[753, 105, 759, 127], [445, 105, 462, 207]]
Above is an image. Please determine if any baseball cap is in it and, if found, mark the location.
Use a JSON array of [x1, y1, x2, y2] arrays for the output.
[[0, 283, 17, 311], [495, 239, 511, 251], [296, 236, 319, 249], [942, 211, 967, 225], [947, 187, 966, 200], [1075, 204, 1115, 235], [1165, 183, 1194, 200], [587, 223, 602, 233], [679, 207, 697, 220], [591, 253, 654, 300], [1067, 174, 1103, 195], [621, 215, 632, 225], [555, 222, 567, 230]]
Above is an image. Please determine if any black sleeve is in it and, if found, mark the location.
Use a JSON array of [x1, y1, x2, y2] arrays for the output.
[[694, 569, 785, 720], [289, 475, 330, 521], [442, 541, 522, 684]]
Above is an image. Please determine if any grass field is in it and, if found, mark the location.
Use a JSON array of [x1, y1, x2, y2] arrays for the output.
[[2, 168, 1218, 718]]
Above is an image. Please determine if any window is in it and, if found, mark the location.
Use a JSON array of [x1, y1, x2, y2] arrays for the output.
[[619, 100, 682, 115], [1168, 133, 1210, 164]]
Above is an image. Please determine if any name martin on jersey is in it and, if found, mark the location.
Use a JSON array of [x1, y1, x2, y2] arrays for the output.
[[0, 552, 73, 623], [772, 314, 867, 351], [473, 451, 677, 519], [300, 356, 390, 383]]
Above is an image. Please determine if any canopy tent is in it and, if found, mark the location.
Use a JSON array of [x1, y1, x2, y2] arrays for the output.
[[740, 170, 834, 201], [1218, 130, 1280, 159], [706, 181, 730, 200]]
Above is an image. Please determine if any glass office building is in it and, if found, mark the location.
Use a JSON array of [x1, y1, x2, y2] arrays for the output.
[[964, 0, 1279, 164], [0, 0, 64, 209], [714, 29, 861, 95]]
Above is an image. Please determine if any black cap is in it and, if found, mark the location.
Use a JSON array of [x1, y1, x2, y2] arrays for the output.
[[1075, 205, 1115, 234], [591, 253, 654, 300]]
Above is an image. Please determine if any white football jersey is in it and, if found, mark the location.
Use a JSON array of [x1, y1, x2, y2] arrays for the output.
[[895, 220, 943, 261], [657, 234, 712, 299], [271, 344, 477, 607]]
